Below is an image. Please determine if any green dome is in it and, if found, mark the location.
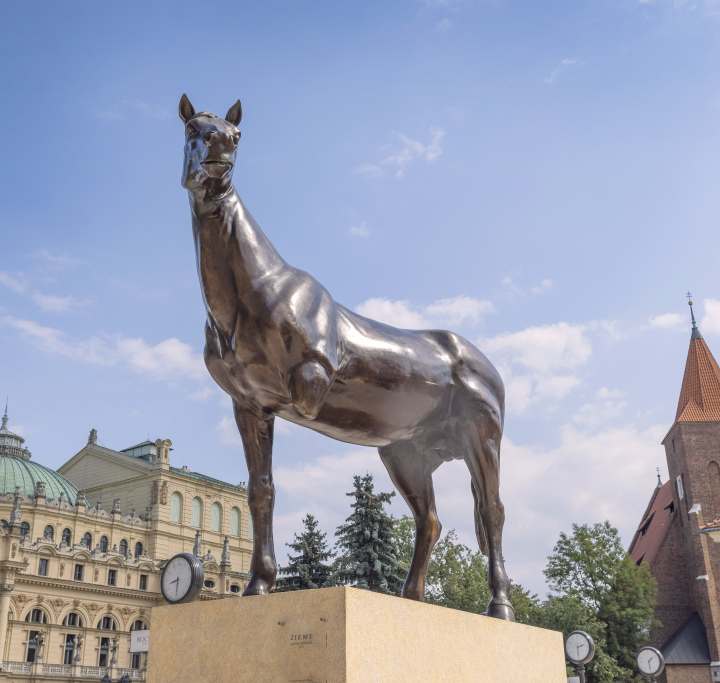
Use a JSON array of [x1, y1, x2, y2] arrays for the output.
[[0, 408, 81, 505], [0, 456, 81, 505]]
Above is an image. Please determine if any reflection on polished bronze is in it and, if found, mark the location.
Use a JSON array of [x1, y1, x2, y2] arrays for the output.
[[179, 94, 514, 620]]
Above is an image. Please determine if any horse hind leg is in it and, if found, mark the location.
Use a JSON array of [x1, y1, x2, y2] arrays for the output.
[[378, 441, 444, 601], [463, 416, 515, 621]]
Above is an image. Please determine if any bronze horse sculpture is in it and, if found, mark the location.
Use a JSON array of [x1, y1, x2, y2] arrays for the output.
[[179, 94, 514, 620]]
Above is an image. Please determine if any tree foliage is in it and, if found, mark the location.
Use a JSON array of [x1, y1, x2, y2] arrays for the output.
[[276, 513, 335, 592], [331, 474, 405, 595]]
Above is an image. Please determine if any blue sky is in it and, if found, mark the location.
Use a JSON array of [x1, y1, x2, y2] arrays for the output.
[[3, 0, 720, 595]]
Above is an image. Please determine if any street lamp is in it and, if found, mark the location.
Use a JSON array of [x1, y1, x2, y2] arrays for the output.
[[100, 674, 111, 683]]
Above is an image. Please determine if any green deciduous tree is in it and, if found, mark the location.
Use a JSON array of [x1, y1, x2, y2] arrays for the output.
[[542, 522, 658, 683], [332, 474, 405, 595], [276, 513, 335, 591]]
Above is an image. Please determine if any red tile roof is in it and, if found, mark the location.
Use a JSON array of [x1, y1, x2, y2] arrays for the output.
[[629, 481, 675, 566], [675, 331, 720, 423]]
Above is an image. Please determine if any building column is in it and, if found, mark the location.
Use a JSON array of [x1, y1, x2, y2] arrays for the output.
[[0, 583, 14, 660]]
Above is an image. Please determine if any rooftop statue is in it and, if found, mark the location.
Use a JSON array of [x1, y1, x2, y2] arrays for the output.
[[179, 95, 514, 620]]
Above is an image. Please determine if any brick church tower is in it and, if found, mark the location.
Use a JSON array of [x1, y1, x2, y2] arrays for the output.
[[630, 300, 720, 683]]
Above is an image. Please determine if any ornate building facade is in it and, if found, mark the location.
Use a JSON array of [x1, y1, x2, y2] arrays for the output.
[[630, 307, 720, 683], [0, 410, 252, 682]]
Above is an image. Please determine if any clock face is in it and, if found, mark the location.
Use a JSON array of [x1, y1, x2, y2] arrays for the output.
[[565, 631, 594, 664], [161, 554, 203, 604], [637, 647, 663, 675]]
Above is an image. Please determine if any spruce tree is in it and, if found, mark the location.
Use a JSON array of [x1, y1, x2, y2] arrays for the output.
[[276, 513, 334, 591], [332, 474, 406, 595]]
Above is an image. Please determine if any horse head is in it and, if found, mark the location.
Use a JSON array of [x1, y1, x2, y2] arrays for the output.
[[179, 94, 242, 196]]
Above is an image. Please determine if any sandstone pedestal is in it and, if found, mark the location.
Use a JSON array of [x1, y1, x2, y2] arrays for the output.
[[147, 586, 566, 683]]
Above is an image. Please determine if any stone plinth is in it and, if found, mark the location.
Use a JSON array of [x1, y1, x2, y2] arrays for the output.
[[147, 586, 566, 683]]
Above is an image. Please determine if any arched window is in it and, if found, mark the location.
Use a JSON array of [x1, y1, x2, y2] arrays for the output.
[[62, 612, 84, 627], [82, 532, 92, 548], [43, 525, 54, 540], [204, 580, 215, 589], [1, 519, 8, 531], [99, 536, 109, 552], [131, 620, 146, 631], [119, 539, 128, 556], [211, 502, 222, 532], [248, 514, 253, 540], [170, 492, 182, 523], [20, 521, 30, 537], [230, 507, 240, 536], [97, 615, 116, 630], [25, 608, 47, 623], [61, 528, 72, 545], [134, 542, 143, 558], [230, 584, 241, 594], [191, 497, 203, 527]]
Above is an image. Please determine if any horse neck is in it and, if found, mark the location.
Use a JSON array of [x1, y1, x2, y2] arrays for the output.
[[190, 185, 286, 285]]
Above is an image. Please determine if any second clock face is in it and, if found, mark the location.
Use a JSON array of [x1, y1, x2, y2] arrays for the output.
[[637, 648, 663, 675], [162, 556, 193, 602]]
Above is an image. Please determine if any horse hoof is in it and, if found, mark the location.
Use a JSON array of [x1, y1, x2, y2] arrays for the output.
[[486, 597, 515, 621], [243, 577, 273, 596], [401, 585, 425, 602]]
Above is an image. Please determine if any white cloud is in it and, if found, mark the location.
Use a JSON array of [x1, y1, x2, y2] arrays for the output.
[[355, 295, 494, 329], [216, 415, 243, 447], [544, 58, 581, 85], [349, 223, 370, 238], [531, 279, 553, 295], [648, 312, 685, 330], [31, 292, 92, 313], [702, 298, 720, 335], [0, 272, 26, 294], [30, 250, 82, 271], [356, 128, 445, 180], [4, 317, 205, 382], [481, 322, 592, 415]]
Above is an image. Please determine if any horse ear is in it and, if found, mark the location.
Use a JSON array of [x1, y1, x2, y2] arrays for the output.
[[179, 94, 196, 124], [225, 100, 242, 127]]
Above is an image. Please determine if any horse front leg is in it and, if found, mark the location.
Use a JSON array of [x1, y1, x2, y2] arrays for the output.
[[233, 400, 277, 595]]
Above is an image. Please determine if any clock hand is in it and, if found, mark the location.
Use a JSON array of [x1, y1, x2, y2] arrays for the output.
[[171, 577, 180, 597]]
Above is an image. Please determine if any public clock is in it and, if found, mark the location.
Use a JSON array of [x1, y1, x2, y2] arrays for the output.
[[565, 631, 596, 665], [161, 553, 204, 605], [637, 646, 664, 677]]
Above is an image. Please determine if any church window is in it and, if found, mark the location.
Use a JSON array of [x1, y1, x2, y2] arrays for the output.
[[119, 539, 128, 556], [43, 525, 54, 540], [97, 615, 116, 630], [20, 521, 30, 537], [25, 608, 47, 623], [230, 507, 240, 536], [170, 492, 182, 523], [139, 574, 148, 590], [99, 535, 109, 552], [191, 497, 203, 527], [62, 612, 84, 627], [62, 528, 72, 545], [135, 542, 143, 558], [82, 532, 92, 548], [676, 475, 684, 500], [211, 502, 222, 532], [38, 558, 49, 576]]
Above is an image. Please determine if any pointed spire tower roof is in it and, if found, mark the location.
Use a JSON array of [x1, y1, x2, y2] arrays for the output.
[[674, 294, 720, 423]]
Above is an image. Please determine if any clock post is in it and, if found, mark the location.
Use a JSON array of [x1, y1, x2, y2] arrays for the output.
[[564, 631, 595, 683]]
